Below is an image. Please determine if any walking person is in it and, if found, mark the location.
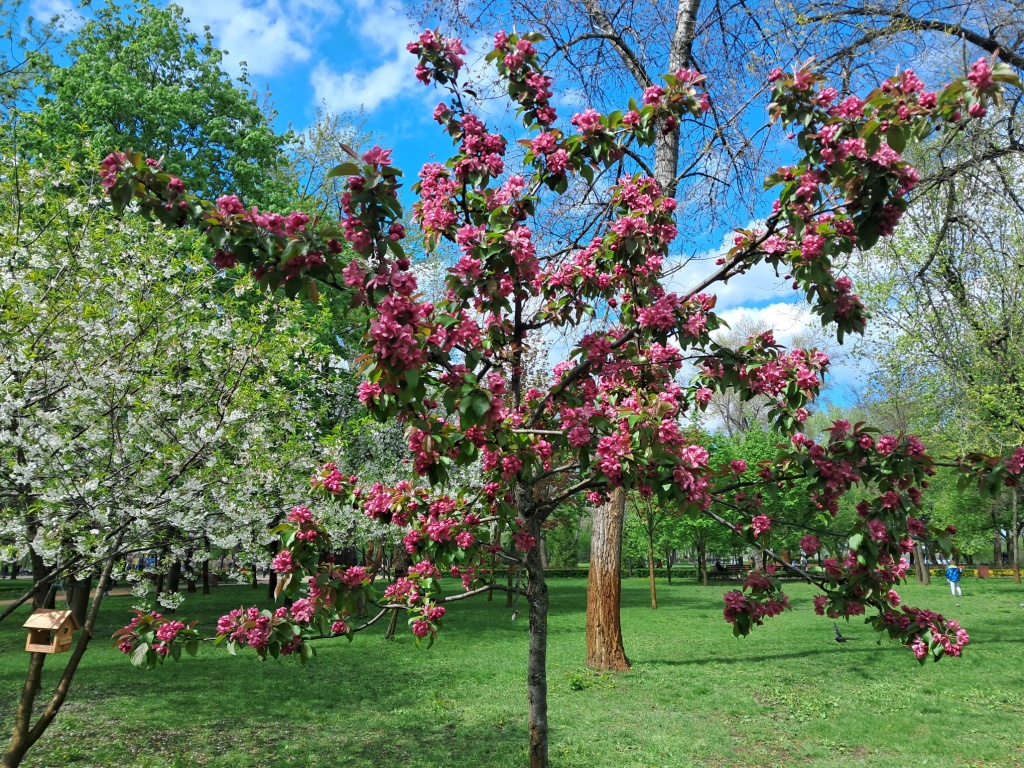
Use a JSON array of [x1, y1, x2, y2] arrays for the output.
[[945, 561, 964, 597]]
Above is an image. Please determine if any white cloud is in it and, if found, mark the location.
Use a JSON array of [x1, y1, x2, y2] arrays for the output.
[[309, 0, 418, 113], [662, 225, 796, 312], [311, 59, 412, 113], [175, 0, 339, 77], [716, 302, 813, 343], [30, 0, 83, 28]]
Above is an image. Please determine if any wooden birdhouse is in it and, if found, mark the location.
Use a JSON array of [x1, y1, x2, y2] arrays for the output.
[[23, 609, 79, 654]]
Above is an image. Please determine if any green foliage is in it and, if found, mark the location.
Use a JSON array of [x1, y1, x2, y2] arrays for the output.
[[28, 0, 293, 208]]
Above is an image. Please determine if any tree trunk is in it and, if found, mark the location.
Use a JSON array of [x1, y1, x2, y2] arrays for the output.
[[1013, 487, 1021, 585], [4, 652, 45, 768], [653, 0, 702, 196], [647, 535, 658, 610], [384, 608, 400, 640], [29, 553, 54, 610], [3, 548, 117, 768], [697, 540, 708, 586], [664, 547, 673, 585], [268, 570, 278, 600], [65, 578, 92, 626], [488, 551, 497, 601], [202, 558, 210, 595], [585, 487, 630, 671], [993, 530, 1003, 567], [523, 514, 549, 768], [914, 543, 930, 585], [167, 560, 181, 595]]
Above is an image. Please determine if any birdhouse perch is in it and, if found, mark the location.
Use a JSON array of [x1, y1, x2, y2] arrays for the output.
[[23, 609, 79, 654]]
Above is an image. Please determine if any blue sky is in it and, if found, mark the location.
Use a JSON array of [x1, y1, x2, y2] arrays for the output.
[[31, 0, 863, 403]]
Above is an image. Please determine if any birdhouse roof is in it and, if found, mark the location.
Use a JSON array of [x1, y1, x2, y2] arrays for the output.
[[22, 609, 79, 630]]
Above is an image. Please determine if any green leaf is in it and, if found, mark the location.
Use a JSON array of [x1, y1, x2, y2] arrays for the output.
[[326, 162, 361, 179], [131, 642, 150, 667]]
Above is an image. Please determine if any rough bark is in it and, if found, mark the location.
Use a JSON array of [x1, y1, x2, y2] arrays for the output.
[[993, 529, 1003, 568], [201, 557, 210, 595], [585, 487, 630, 671]]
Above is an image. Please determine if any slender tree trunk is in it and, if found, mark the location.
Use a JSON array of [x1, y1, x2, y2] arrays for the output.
[[1013, 487, 1021, 584], [697, 541, 708, 586], [384, 608, 400, 640], [29, 553, 54, 610], [4, 549, 117, 768], [993, 529, 1003, 568], [523, 512, 549, 768], [914, 543, 931, 585], [202, 558, 210, 595], [65, 578, 92, 625], [664, 547, 673, 585], [585, 487, 630, 671], [268, 570, 278, 600], [646, 538, 658, 610], [488, 551, 497, 601], [5, 652, 45, 768]]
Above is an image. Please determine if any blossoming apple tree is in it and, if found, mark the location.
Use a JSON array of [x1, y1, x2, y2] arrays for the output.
[[102, 32, 1022, 768]]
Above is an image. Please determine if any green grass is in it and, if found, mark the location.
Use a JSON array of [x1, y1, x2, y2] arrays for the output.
[[1, 578, 1023, 768]]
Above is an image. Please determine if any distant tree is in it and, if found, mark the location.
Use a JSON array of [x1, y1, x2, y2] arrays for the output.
[[27, 0, 293, 208]]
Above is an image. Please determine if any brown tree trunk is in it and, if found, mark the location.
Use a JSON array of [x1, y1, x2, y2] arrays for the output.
[[167, 560, 181, 595], [1013, 487, 1021, 584], [65, 578, 92, 625], [29, 553, 54, 610], [664, 547, 673, 585], [647, 537, 658, 610], [585, 487, 630, 671], [384, 609, 400, 640], [523, 512, 549, 768], [201, 558, 210, 595], [914, 543, 931, 585], [4, 548, 117, 768], [697, 541, 708, 586], [993, 530, 1003, 568]]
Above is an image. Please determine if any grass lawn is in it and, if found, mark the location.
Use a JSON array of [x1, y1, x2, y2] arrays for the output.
[[1, 577, 1022, 768]]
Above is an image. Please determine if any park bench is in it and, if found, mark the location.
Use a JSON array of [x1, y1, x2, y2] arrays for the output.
[[706, 563, 748, 580]]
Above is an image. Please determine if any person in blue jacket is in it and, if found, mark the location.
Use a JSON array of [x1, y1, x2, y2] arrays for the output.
[[945, 561, 963, 597]]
